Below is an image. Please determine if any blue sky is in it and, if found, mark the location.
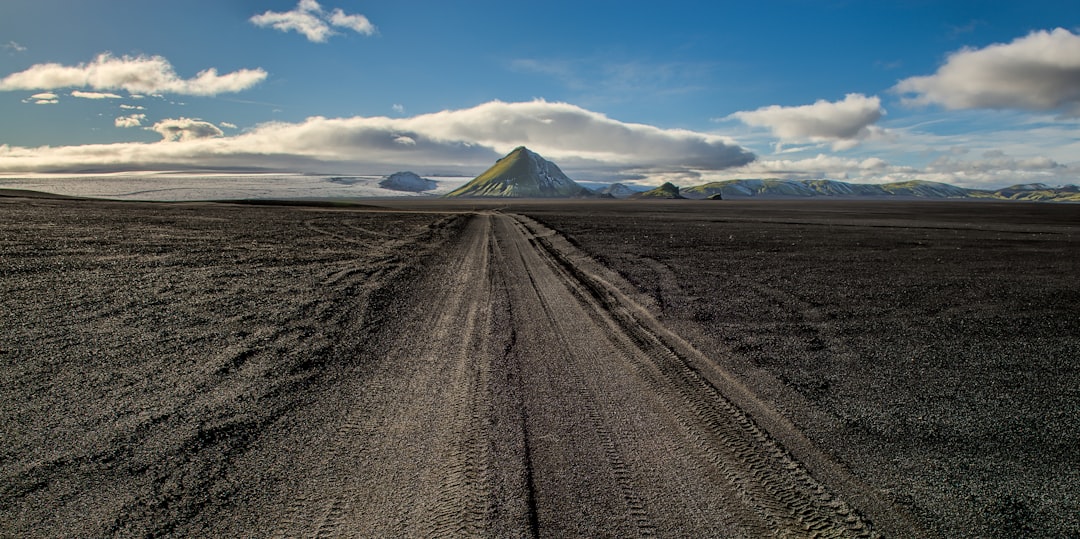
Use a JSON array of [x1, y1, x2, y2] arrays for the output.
[[1, 0, 1079, 188]]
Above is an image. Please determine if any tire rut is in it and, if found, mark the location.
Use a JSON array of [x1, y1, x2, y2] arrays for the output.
[[508, 213, 889, 537], [272, 213, 531, 538], [508, 229, 658, 537]]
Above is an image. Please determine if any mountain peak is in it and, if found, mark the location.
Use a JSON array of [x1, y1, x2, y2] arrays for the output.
[[446, 147, 591, 198]]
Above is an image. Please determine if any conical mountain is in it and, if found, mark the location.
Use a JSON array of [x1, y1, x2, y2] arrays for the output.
[[446, 146, 592, 198]]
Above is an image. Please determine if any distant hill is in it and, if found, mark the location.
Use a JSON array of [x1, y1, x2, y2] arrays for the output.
[[379, 171, 437, 193], [987, 183, 1080, 202], [632, 182, 684, 199], [679, 179, 1080, 202], [445, 146, 592, 198], [597, 182, 640, 199]]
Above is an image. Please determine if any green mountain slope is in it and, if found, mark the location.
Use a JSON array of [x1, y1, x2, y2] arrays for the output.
[[679, 179, 1079, 201], [631, 182, 684, 199], [446, 146, 592, 198]]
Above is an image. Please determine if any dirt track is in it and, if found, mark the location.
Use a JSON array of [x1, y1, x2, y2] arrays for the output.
[[4, 196, 1076, 537], [281, 211, 897, 537]]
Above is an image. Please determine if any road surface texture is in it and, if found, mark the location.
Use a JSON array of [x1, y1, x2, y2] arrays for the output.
[[4, 194, 1076, 537]]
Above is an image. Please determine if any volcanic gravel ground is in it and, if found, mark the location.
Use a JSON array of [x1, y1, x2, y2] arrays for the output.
[[4, 194, 1077, 537], [523, 199, 1080, 538], [0, 196, 466, 536]]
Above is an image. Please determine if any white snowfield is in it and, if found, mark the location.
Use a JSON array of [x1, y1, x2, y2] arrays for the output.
[[0, 173, 471, 201]]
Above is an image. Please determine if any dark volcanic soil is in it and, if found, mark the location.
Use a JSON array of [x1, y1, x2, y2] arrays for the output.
[[0, 196, 467, 536], [2, 194, 1077, 537], [521, 199, 1080, 538]]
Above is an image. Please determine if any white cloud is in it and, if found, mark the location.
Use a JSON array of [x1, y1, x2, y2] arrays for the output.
[[396, 99, 755, 170], [150, 118, 224, 141], [328, 8, 376, 35], [895, 28, 1080, 114], [220, 122, 238, 129], [115, 114, 146, 128], [392, 103, 405, 114], [0, 53, 267, 96], [730, 94, 885, 150], [23, 92, 58, 104], [250, 0, 375, 43], [0, 99, 754, 176], [3, 41, 27, 53], [120, 104, 145, 110], [72, 90, 122, 99]]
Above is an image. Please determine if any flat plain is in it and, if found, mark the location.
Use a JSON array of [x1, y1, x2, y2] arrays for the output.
[[2, 193, 1077, 537]]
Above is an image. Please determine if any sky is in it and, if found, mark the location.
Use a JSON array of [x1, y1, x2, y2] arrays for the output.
[[2, 0, 1080, 189]]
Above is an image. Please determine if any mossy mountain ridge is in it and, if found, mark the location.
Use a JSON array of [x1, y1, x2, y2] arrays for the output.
[[446, 147, 592, 198], [679, 178, 1080, 201], [632, 182, 685, 199]]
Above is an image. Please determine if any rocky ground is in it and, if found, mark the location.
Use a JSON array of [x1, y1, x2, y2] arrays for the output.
[[2, 193, 1077, 537]]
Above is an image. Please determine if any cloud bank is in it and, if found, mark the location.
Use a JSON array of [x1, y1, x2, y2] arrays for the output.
[[895, 28, 1080, 114], [0, 99, 755, 176], [251, 0, 376, 43], [0, 53, 267, 96], [705, 150, 1072, 189], [730, 94, 885, 150]]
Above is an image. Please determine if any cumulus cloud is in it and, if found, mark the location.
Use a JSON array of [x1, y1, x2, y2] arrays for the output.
[[120, 104, 145, 110], [250, 0, 375, 43], [0, 53, 267, 96], [0, 99, 755, 176], [150, 118, 224, 141], [895, 28, 1080, 114], [220, 122, 238, 129], [115, 114, 146, 128], [730, 94, 885, 150]]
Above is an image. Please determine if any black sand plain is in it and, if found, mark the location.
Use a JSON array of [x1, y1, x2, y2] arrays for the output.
[[2, 193, 1078, 537]]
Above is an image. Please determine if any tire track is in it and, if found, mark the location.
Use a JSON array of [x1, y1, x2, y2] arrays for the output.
[[271, 213, 537, 538], [507, 226, 658, 537], [507, 213, 896, 537]]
